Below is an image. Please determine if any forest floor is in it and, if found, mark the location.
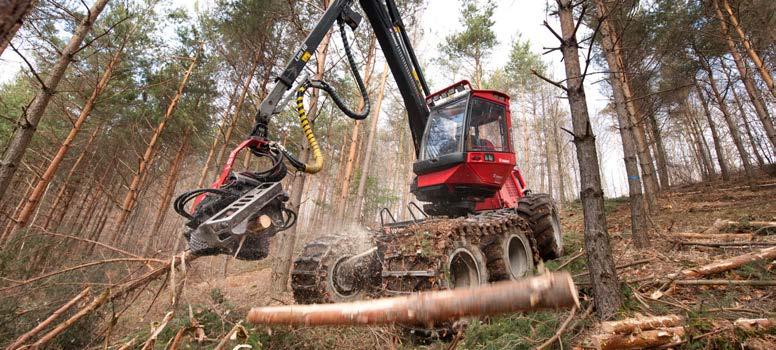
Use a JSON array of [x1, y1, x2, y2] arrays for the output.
[[32, 176, 776, 349]]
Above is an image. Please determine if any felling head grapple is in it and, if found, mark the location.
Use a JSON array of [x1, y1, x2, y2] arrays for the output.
[[175, 139, 298, 260]]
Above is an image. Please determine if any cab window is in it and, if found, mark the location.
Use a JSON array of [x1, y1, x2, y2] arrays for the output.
[[421, 97, 467, 160], [466, 98, 508, 152]]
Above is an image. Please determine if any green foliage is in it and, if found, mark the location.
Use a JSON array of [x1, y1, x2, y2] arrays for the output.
[[0, 77, 35, 144], [438, 0, 498, 86], [461, 312, 562, 349]]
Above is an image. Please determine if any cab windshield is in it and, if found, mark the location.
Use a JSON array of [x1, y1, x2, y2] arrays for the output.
[[421, 97, 467, 160]]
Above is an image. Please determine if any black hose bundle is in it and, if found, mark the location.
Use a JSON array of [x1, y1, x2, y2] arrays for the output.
[[301, 18, 370, 120]]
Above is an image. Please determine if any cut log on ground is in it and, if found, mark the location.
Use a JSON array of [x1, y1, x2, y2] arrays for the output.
[[593, 326, 686, 350], [247, 272, 579, 326], [675, 279, 776, 286], [677, 241, 776, 248], [733, 318, 774, 331], [675, 232, 755, 241], [677, 246, 776, 278], [600, 314, 684, 334]]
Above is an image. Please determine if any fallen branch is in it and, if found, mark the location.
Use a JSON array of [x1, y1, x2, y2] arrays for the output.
[[536, 306, 577, 350], [556, 249, 584, 270], [675, 279, 776, 286], [677, 246, 776, 278], [674, 232, 755, 241], [30, 225, 143, 258], [574, 258, 652, 278], [6, 287, 91, 350], [677, 241, 776, 248], [140, 311, 174, 350], [247, 272, 579, 326], [0, 258, 166, 292], [214, 321, 247, 350], [30, 289, 110, 349]]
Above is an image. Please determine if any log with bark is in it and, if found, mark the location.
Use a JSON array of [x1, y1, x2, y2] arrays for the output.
[[677, 246, 776, 278], [6, 287, 91, 350], [248, 272, 579, 326]]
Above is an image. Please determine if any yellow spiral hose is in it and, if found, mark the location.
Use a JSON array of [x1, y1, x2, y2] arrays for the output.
[[296, 86, 323, 174]]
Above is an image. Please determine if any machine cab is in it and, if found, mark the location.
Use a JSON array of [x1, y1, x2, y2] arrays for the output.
[[412, 81, 521, 215]]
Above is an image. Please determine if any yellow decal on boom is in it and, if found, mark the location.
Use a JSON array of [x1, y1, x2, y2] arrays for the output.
[[301, 51, 312, 62]]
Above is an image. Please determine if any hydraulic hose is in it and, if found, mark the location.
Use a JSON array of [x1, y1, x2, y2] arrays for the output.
[[295, 85, 324, 174], [290, 18, 371, 174]]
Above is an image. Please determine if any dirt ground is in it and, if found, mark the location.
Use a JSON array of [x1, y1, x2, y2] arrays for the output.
[[112, 176, 776, 349]]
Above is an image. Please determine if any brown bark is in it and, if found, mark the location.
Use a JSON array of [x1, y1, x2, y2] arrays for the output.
[[712, 0, 776, 151], [333, 36, 377, 226], [677, 246, 776, 278], [0, 0, 35, 56], [249, 272, 579, 326], [270, 1, 333, 292], [685, 106, 714, 181], [0, 0, 110, 203], [600, 314, 684, 334], [353, 63, 389, 220], [702, 61, 755, 186], [14, 36, 126, 230], [594, 0, 649, 248], [556, 0, 621, 319], [720, 0, 775, 97], [116, 49, 199, 232], [6, 287, 90, 350], [143, 129, 190, 256], [648, 113, 670, 189], [694, 85, 730, 181]]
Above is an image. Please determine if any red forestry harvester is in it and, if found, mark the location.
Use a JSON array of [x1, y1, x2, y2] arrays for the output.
[[173, 0, 564, 326]]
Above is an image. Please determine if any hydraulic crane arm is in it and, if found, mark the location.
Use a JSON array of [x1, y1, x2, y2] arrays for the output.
[[251, 0, 430, 156]]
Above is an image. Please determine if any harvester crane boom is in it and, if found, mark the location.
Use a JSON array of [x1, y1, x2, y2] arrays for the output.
[[252, 0, 430, 156]]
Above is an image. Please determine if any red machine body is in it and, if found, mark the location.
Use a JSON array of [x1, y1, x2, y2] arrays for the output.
[[411, 81, 527, 216]]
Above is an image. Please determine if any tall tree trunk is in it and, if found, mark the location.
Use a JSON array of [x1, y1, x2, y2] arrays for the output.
[[552, 111, 566, 206], [0, 0, 36, 56], [695, 84, 730, 181], [647, 113, 670, 188], [354, 63, 389, 220], [556, 0, 621, 319], [195, 80, 241, 189], [270, 2, 332, 293], [115, 49, 199, 233], [687, 104, 715, 180], [14, 34, 127, 230], [143, 129, 189, 256], [719, 0, 775, 97], [594, 0, 650, 248], [702, 63, 755, 186], [541, 91, 554, 198], [332, 37, 377, 226], [212, 54, 261, 171], [731, 85, 766, 169], [0, 0, 110, 203], [712, 0, 776, 151]]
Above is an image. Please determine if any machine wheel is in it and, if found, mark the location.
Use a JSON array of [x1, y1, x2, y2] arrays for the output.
[[291, 234, 375, 304], [445, 241, 489, 289], [501, 232, 536, 279], [517, 193, 564, 260]]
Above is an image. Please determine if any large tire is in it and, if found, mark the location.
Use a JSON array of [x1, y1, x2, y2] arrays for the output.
[[291, 234, 376, 304], [516, 193, 563, 260]]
